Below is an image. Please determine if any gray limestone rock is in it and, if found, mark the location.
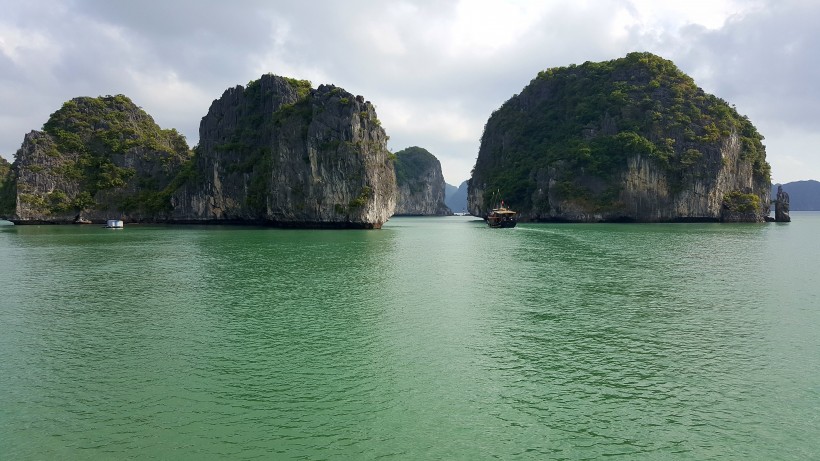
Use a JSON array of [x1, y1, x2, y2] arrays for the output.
[[9, 95, 191, 224], [393, 146, 451, 216], [775, 185, 791, 222], [468, 53, 771, 223], [171, 75, 396, 228]]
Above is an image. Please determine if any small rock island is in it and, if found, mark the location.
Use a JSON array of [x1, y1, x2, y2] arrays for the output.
[[393, 146, 451, 216]]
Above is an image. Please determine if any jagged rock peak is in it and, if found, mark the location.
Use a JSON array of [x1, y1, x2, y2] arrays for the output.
[[393, 146, 451, 216], [775, 185, 791, 222], [469, 52, 771, 223], [172, 74, 396, 228]]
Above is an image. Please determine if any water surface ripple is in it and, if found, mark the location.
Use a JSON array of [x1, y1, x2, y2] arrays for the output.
[[1, 216, 818, 459]]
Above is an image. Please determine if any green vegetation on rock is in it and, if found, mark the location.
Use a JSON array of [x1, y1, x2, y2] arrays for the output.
[[0, 156, 16, 217], [9, 74, 395, 227], [393, 146, 450, 216], [16, 94, 192, 219], [394, 146, 438, 186], [472, 52, 771, 217], [722, 190, 761, 213], [225, 77, 315, 213]]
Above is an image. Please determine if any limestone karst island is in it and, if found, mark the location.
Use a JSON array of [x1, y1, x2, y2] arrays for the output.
[[0, 52, 790, 227]]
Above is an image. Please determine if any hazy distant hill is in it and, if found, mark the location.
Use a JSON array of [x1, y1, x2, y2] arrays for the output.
[[445, 180, 468, 213], [772, 180, 820, 210], [393, 146, 450, 216]]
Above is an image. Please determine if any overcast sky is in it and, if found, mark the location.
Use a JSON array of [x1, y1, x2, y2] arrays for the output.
[[1, 0, 817, 185]]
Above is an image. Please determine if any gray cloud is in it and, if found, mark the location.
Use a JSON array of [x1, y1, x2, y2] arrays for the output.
[[631, 0, 820, 182], [674, 2, 820, 128], [1, 0, 818, 184]]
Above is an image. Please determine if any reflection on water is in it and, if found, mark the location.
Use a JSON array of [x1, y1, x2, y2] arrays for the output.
[[1, 215, 819, 459]]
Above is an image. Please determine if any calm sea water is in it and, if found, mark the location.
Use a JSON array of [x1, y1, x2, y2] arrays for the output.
[[1, 214, 818, 460]]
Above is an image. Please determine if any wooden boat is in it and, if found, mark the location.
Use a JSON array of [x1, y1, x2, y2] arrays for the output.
[[486, 206, 517, 228]]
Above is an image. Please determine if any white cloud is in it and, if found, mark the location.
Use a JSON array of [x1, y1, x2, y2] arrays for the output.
[[445, 0, 552, 56], [0, 0, 818, 184]]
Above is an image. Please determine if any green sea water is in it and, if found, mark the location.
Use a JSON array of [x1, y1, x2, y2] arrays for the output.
[[1, 214, 818, 460]]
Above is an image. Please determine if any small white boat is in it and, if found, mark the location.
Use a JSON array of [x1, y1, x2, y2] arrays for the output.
[[105, 219, 124, 229]]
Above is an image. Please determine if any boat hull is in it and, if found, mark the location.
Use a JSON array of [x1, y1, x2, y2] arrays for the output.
[[488, 219, 517, 228]]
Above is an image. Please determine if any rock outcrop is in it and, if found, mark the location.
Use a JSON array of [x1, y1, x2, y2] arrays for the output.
[[171, 75, 396, 228], [771, 180, 820, 211], [9, 95, 192, 224], [6, 76, 396, 229], [393, 146, 450, 216], [468, 52, 771, 222], [0, 156, 14, 218], [775, 185, 791, 222]]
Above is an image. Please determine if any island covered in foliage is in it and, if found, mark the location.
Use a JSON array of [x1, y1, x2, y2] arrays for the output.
[[393, 146, 450, 216], [468, 52, 772, 222], [1, 53, 780, 226], [7, 95, 191, 223], [1, 75, 399, 228]]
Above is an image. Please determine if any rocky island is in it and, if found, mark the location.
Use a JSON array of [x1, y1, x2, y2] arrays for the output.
[[4, 95, 192, 224], [170, 75, 396, 228], [468, 52, 772, 223], [393, 146, 450, 216], [2, 75, 397, 228]]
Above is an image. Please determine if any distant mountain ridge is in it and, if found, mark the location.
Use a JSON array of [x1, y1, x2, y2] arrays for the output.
[[445, 180, 468, 213], [772, 180, 820, 210]]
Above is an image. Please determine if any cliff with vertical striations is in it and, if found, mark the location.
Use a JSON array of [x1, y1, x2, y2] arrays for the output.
[[468, 52, 771, 222], [171, 74, 396, 228], [393, 146, 450, 216]]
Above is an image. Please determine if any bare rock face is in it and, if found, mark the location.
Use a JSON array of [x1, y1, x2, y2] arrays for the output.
[[775, 185, 791, 222], [9, 95, 191, 224], [468, 52, 771, 223], [393, 146, 451, 216], [171, 75, 396, 228]]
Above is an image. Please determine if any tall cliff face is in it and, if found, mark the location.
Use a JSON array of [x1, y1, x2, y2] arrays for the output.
[[0, 156, 14, 218], [171, 74, 396, 228], [393, 146, 450, 216], [469, 52, 771, 222], [9, 95, 192, 223]]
